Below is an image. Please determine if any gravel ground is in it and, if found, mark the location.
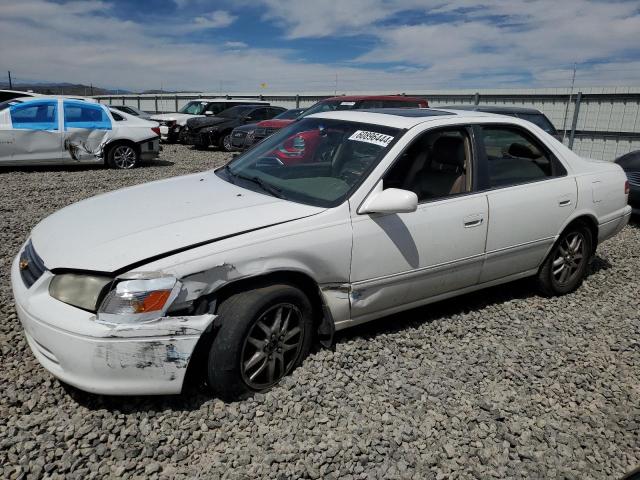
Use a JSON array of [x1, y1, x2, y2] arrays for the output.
[[0, 145, 638, 479]]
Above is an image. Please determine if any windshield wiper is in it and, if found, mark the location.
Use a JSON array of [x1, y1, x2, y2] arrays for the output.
[[235, 173, 285, 199]]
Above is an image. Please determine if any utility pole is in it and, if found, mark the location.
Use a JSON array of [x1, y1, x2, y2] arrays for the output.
[[8, 71, 12, 89], [90, 83, 94, 96], [561, 63, 577, 143], [334, 73, 338, 95]]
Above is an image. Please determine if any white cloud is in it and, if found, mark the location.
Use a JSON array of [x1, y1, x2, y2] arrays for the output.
[[0, 0, 638, 92], [191, 10, 236, 29], [224, 41, 248, 49]]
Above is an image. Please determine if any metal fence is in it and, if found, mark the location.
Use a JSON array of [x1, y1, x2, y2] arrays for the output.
[[95, 87, 640, 161]]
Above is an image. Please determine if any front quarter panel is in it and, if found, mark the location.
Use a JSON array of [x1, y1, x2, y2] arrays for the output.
[[136, 202, 354, 323]]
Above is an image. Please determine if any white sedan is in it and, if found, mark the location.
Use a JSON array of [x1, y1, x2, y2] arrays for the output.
[[11, 109, 631, 399], [0, 97, 160, 169]]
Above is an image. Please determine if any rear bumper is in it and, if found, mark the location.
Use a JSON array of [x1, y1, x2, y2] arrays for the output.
[[139, 138, 160, 160], [11, 253, 215, 395], [598, 205, 632, 243]]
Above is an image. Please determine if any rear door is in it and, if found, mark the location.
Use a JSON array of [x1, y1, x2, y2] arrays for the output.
[[61, 100, 112, 163], [476, 124, 576, 282], [3, 99, 62, 164]]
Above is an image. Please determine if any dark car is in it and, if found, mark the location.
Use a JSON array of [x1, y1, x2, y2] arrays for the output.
[[614, 150, 640, 214], [183, 105, 286, 151], [230, 108, 305, 151], [440, 105, 560, 139], [111, 105, 151, 119]]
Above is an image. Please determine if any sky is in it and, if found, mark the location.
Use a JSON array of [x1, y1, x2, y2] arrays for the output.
[[0, 0, 639, 93]]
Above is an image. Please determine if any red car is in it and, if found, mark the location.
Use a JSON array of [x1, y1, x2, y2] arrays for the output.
[[252, 95, 428, 146]]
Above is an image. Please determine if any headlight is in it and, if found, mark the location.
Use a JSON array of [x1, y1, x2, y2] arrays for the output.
[[97, 273, 181, 324], [49, 274, 113, 311]]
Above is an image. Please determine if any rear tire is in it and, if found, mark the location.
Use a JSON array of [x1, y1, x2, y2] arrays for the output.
[[537, 223, 593, 296], [107, 143, 139, 169], [207, 284, 314, 401]]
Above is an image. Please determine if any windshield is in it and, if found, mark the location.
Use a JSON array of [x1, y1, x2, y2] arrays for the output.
[[516, 113, 557, 134], [218, 106, 253, 118], [217, 118, 400, 207], [179, 101, 208, 115], [300, 100, 359, 118], [275, 108, 304, 120]]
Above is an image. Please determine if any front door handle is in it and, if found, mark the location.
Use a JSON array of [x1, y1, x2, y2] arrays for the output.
[[463, 214, 484, 228], [558, 199, 572, 207]]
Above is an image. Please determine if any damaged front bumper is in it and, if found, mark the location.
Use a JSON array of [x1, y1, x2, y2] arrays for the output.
[[11, 256, 215, 395]]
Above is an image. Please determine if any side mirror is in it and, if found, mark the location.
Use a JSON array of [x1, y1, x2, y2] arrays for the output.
[[204, 111, 214, 116], [359, 184, 418, 214]]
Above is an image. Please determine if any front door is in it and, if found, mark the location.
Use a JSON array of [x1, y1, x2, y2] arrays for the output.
[[350, 127, 488, 320], [4, 99, 62, 164]]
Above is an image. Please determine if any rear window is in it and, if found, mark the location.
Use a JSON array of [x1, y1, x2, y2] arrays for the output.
[[64, 101, 111, 130], [515, 113, 557, 134], [358, 99, 423, 109]]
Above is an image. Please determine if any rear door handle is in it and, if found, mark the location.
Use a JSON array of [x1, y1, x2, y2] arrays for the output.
[[463, 214, 484, 228], [558, 199, 572, 207]]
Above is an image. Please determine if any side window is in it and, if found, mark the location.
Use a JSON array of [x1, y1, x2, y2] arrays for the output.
[[480, 126, 559, 188], [250, 108, 269, 121], [206, 103, 227, 115], [111, 111, 125, 121], [384, 128, 472, 202], [269, 108, 285, 118], [10, 101, 58, 130], [64, 101, 111, 130]]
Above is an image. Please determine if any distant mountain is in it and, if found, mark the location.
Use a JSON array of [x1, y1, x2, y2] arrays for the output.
[[0, 82, 131, 96]]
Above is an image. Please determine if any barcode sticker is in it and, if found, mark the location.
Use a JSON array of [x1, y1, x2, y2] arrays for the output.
[[348, 130, 394, 147]]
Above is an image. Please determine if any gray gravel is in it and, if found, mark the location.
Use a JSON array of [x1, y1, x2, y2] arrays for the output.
[[1, 145, 639, 479]]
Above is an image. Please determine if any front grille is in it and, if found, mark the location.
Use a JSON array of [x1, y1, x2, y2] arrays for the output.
[[626, 171, 640, 186], [19, 240, 47, 288]]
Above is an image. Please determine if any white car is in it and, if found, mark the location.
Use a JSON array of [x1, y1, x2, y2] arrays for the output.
[[12, 109, 631, 399], [0, 97, 160, 169], [150, 98, 269, 143]]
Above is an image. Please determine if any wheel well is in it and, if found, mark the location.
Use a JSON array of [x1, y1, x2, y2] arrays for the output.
[[103, 139, 140, 160], [181, 270, 330, 393], [212, 271, 325, 319], [564, 215, 598, 246]]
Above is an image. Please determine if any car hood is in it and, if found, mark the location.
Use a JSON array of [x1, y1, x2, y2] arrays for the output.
[[186, 116, 230, 130], [150, 113, 201, 124], [257, 119, 295, 129], [234, 123, 259, 133], [31, 172, 324, 272]]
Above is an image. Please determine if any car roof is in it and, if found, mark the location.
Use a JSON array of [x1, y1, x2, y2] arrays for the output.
[[11, 95, 98, 103], [192, 98, 269, 104], [308, 108, 508, 129], [439, 104, 544, 114], [322, 95, 426, 102]]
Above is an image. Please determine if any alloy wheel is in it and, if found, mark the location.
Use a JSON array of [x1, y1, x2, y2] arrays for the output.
[[552, 231, 586, 285], [112, 145, 137, 169], [223, 135, 232, 151], [240, 303, 304, 390]]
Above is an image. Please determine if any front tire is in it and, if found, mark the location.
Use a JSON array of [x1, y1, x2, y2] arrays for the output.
[[219, 133, 233, 152], [208, 284, 314, 401], [537, 223, 593, 296], [107, 143, 139, 169]]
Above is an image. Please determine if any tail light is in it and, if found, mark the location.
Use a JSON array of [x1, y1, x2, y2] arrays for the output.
[[152, 127, 160, 137], [624, 180, 629, 195]]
